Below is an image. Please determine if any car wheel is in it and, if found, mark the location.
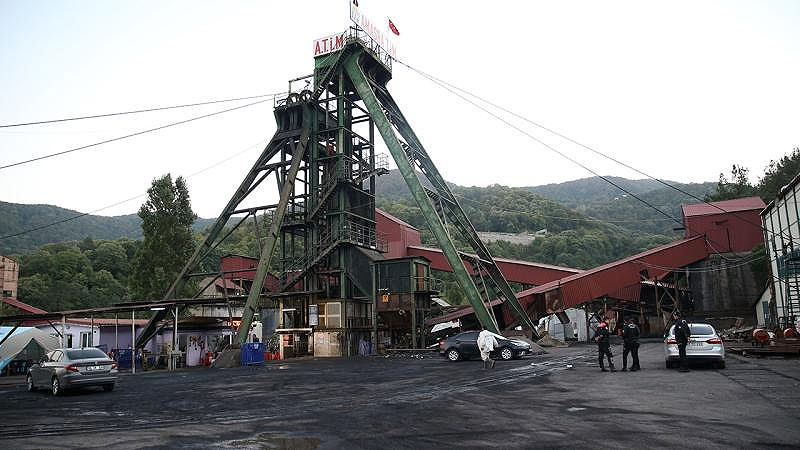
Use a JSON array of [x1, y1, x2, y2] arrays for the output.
[[499, 347, 514, 361], [102, 383, 115, 392], [446, 349, 461, 362], [26, 374, 36, 392], [51, 377, 61, 396]]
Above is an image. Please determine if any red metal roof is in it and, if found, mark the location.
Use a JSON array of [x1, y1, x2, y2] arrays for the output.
[[682, 196, 765, 217], [2, 298, 47, 315], [407, 245, 580, 286], [376, 208, 418, 231]]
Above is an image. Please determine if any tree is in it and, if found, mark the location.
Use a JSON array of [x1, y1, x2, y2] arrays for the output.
[[705, 165, 758, 202], [758, 147, 800, 201], [130, 174, 197, 300]]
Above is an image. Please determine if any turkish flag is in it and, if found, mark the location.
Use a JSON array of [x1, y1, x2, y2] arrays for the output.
[[388, 18, 400, 36]]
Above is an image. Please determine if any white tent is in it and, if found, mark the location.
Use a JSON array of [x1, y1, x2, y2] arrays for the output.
[[0, 328, 59, 373]]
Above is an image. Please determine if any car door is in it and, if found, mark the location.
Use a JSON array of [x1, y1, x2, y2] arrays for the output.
[[43, 351, 62, 383], [457, 332, 479, 358], [33, 351, 53, 385]]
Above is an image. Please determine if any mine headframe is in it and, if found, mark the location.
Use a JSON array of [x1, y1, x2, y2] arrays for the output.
[[135, 29, 534, 349]]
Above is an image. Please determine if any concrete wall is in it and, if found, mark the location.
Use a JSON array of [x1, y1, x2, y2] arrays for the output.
[[688, 252, 760, 324]]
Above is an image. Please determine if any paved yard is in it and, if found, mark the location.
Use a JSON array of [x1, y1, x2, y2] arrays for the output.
[[0, 342, 798, 449]]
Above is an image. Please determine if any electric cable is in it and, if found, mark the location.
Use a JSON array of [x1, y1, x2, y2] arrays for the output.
[[0, 136, 271, 241], [0, 97, 275, 171], [0, 93, 282, 129], [394, 59, 786, 242], [391, 59, 740, 261]]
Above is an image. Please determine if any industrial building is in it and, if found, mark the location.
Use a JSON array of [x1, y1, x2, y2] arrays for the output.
[[762, 173, 800, 329]]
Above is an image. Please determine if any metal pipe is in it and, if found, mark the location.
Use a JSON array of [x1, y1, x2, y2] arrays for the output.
[[115, 313, 118, 350], [131, 310, 135, 375], [61, 315, 66, 348]]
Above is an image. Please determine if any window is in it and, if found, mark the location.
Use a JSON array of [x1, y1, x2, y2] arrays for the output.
[[318, 302, 341, 328], [65, 334, 73, 348], [80, 331, 93, 347], [689, 324, 715, 336], [65, 349, 108, 360], [2, 290, 11, 298]]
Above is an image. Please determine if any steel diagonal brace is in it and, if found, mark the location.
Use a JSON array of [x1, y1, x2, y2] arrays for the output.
[[345, 53, 499, 333], [360, 66, 536, 332], [135, 136, 291, 348], [237, 112, 312, 343]]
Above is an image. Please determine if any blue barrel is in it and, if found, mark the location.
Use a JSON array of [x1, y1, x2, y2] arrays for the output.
[[115, 348, 141, 369], [240, 342, 267, 366]]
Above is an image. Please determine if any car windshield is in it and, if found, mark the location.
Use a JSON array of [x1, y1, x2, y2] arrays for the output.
[[65, 349, 108, 360], [689, 324, 715, 336]]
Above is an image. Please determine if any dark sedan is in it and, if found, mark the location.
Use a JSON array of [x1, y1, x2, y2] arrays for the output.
[[439, 331, 532, 362], [27, 348, 118, 395]]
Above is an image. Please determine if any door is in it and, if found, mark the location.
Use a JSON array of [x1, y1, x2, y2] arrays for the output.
[[457, 332, 479, 358], [34, 351, 56, 385]]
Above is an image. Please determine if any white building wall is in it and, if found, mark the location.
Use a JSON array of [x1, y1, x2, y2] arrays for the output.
[[36, 323, 98, 349], [763, 178, 800, 326]]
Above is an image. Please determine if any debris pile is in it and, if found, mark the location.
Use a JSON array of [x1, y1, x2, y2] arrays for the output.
[[535, 331, 568, 348], [211, 348, 241, 368]]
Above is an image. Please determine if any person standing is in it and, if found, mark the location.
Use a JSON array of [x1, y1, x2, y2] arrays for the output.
[[477, 329, 498, 369], [622, 318, 641, 371], [673, 310, 691, 372], [594, 320, 615, 372]]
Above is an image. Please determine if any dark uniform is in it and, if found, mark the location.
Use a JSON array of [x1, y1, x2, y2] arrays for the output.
[[622, 321, 640, 371], [594, 325, 615, 371], [674, 316, 691, 372]]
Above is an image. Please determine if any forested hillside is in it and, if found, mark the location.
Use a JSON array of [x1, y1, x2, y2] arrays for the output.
[[525, 177, 716, 235], [375, 171, 673, 269], [0, 201, 215, 255]]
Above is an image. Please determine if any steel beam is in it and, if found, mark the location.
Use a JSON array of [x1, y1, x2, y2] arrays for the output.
[[237, 109, 312, 343], [345, 53, 499, 332]]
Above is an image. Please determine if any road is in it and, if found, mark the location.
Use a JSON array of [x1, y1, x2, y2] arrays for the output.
[[1, 342, 798, 449]]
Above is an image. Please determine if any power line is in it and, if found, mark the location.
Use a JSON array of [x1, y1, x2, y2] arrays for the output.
[[0, 93, 282, 129], [393, 58, 746, 260], [0, 136, 270, 241], [393, 59, 783, 241], [0, 97, 275, 171], [450, 193, 675, 225]]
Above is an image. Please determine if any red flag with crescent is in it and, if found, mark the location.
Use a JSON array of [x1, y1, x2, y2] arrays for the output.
[[388, 18, 400, 36]]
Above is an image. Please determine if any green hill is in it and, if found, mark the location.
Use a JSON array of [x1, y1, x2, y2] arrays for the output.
[[375, 170, 674, 269], [0, 201, 214, 255], [524, 176, 716, 235]]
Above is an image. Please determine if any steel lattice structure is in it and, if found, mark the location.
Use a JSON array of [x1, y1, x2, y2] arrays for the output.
[[136, 29, 534, 351]]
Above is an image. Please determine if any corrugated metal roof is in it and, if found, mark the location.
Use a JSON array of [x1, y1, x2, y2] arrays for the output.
[[407, 245, 580, 273], [2, 298, 47, 315], [682, 196, 765, 217], [517, 236, 707, 298], [376, 208, 418, 231]]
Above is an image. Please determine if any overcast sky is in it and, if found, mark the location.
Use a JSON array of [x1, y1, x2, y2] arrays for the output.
[[1, 1, 798, 219]]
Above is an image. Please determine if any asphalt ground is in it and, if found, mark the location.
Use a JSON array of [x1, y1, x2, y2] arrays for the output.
[[1, 342, 799, 449]]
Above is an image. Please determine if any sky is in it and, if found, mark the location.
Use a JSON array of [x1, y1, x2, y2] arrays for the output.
[[1, 1, 798, 219]]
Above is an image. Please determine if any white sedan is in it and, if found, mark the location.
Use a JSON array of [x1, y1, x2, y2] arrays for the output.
[[664, 323, 725, 369]]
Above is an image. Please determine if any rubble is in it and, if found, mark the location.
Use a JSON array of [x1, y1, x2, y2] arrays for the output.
[[535, 331, 569, 348]]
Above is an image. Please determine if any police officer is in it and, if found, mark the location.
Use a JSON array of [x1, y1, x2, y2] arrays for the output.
[[673, 310, 691, 372], [622, 317, 641, 371], [593, 320, 615, 372]]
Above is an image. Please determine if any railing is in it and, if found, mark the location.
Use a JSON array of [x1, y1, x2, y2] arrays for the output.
[[274, 74, 314, 107], [378, 276, 443, 294], [345, 26, 393, 70], [341, 219, 388, 252]]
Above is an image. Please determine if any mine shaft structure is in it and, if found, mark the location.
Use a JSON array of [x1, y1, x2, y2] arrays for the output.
[[136, 28, 534, 352]]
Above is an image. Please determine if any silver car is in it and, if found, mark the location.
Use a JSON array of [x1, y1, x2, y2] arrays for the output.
[[27, 348, 118, 395], [664, 323, 725, 369]]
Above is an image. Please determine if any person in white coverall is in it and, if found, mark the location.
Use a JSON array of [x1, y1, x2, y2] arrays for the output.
[[477, 329, 498, 369]]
